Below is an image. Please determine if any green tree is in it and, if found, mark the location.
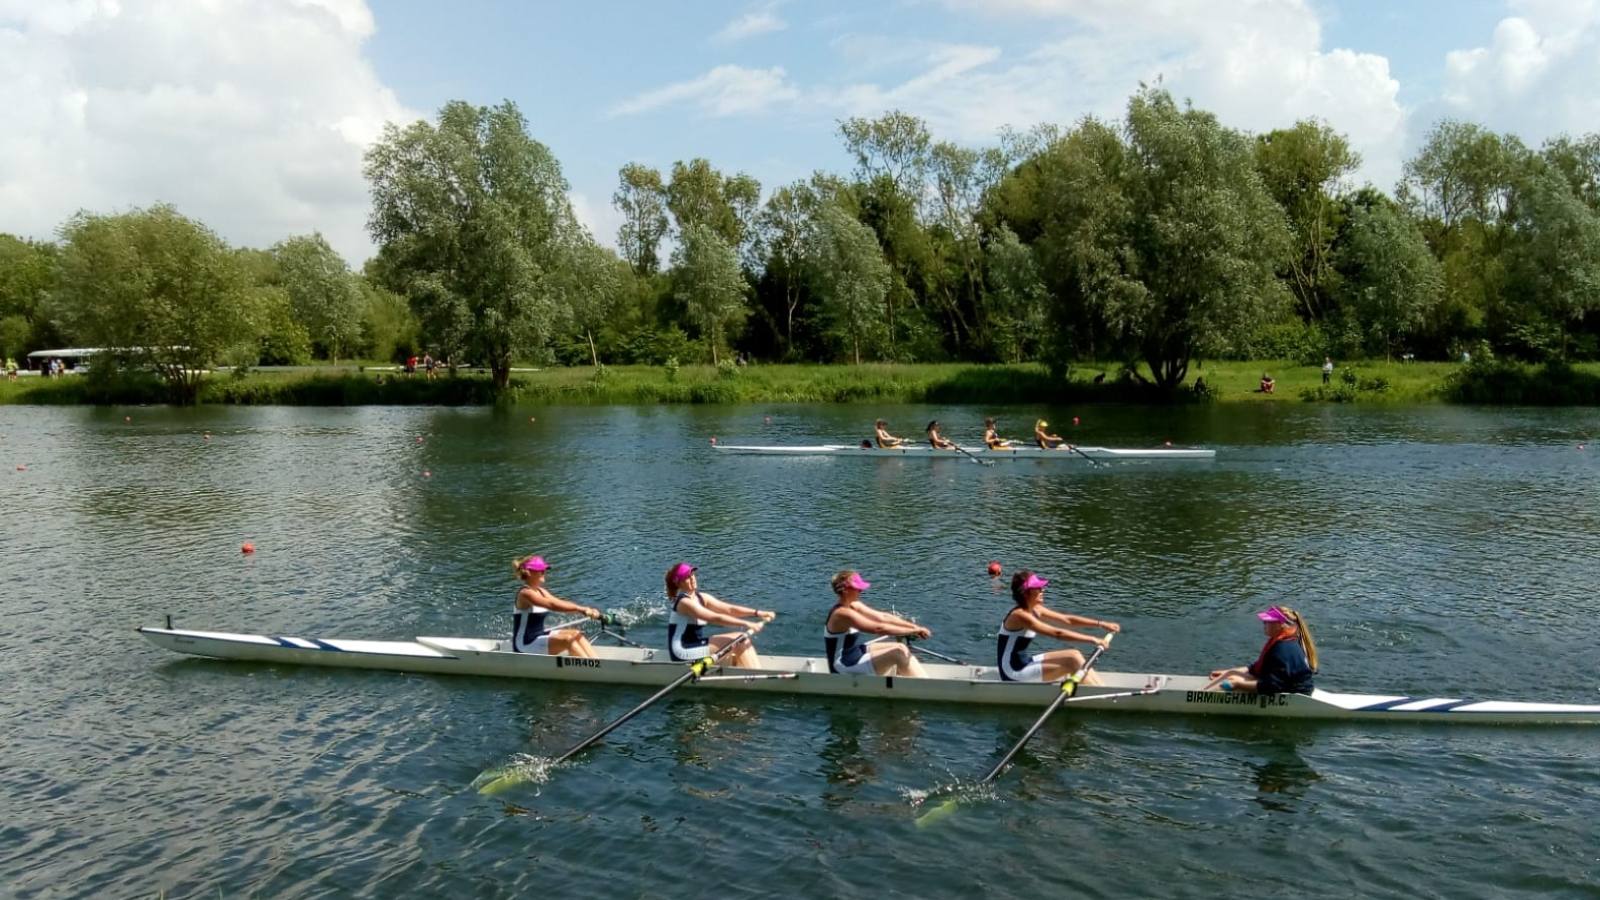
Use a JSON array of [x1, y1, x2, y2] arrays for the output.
[[1338, 194, 1444, 358], [562, 241, 629, 366], [1501, 165, 1600, 357], [1254, 120, 1359, 321], [365, 100, 581, 389], [671, 223, 748, 364], [272, 233, 363, 363], [54, 205, 262, 402], [807, 205, 890, 364], [666, 158, 761, 250], [0, 234, 58, 359], [1029, 89, 1292, 390], [356, 276, 419, 363], [984, 225, 1049, 363], [753, 181, 821, 355], [614, 163, 670, 276]]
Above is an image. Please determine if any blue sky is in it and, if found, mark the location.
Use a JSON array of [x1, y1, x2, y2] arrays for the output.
[[4, 0, 1599, 261]]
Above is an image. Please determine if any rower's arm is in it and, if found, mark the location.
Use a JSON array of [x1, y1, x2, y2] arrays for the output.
[[842, 605, 922, 636], [699, 593, 774, 622], [536, 593, 601, 618], [681, 594, 755, 629], [1016, 609, 1104, 646], [1039, 608, 1116, 631]]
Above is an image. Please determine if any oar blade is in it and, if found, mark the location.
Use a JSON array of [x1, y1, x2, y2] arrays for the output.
[[471, 754, 557, 795]]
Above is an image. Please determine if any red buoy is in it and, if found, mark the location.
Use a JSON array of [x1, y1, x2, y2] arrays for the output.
[[416, 436, 424, 444], [423, 470, 432, 478], [1072, 416, 1080, 426], [710, 436, 718, 445], [241, 542, 255, 554], [987, 561, 1002, 577], [15, 464, 26, 471]]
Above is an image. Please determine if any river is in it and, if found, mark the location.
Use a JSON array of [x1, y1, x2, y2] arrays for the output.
[[2, 403, 1598, 898]]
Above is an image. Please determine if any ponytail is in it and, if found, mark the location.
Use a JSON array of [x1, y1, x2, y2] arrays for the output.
[[1279, 606, 1318, 672]]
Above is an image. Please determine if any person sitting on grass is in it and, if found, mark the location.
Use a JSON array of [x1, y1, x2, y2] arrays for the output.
[[1258, 372, 1275, 394]]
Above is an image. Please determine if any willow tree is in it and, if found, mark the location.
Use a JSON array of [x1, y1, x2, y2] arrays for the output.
[[671, 223, 748, 364], [1029, 88, 1291, 390], [271, 234, 363, 363], [365, 100, 581, 389], [54, 205, 260, 402], [808, 205, 890, 364]]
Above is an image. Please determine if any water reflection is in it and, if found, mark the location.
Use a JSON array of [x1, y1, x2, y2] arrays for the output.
[[817, 705, 925, 809]]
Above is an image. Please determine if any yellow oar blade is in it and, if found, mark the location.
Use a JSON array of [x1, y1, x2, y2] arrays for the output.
[[471, 754, 555, 795]]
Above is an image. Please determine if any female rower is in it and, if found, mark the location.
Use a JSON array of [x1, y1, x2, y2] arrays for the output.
[[983, 417, 1014, 449], [874, 419, 906, 448], [665, 562, 774, 668], [926, 420, 956, 449], [1207, 606, 1317, 694], [823, 571, 931, 677], [997, 570, 1120, 683], [511, 555, 601, 657], [1034, 419, 1065, 449]]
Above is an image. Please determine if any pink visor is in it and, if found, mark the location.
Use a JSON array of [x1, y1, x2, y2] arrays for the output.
[[847, 573, 871, 591], [670, 562, 697, 582], [1256, 606, 1288, 623], [520, 556, 549, 572], [1021, 574, 1049, 591]]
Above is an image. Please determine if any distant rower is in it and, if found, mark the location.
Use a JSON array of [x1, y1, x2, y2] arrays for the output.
[[874, 419, 906, 448], [983, 417, 1015, 449], [1207, 606, 1317, 694], [823, 571, 931, 677], [1034, 419, 1065, 449], [997, 570, 1120, 683], [511, 555, 602, 657], [926, 420, 956, 449], [665, 562, 773, 668]]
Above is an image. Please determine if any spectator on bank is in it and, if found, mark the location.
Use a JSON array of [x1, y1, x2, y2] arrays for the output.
[[4, 358, 16, 380], [423, 353, 436, 380], [1322, 357, 1334, 385], [404, 354, 417, 375], [1258, 372, 1275, 394]]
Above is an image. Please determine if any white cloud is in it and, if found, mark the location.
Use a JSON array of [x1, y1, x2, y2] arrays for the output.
[[906, 0, 1407, 187], [568, 190, 623, 250], [1439, 1, 1600, 145], [712, 5, 787, 43], [0, 0, 416, 264], [609, 65, 800, 117]]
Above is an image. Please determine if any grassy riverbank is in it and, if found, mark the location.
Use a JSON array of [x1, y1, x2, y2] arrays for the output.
[[3, 359, 1597, 406]]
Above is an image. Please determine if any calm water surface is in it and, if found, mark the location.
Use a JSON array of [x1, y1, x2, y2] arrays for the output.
[[2, 402, 1599, 898]]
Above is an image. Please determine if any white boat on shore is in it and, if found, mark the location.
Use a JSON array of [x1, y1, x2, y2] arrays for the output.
[[713, 444, 1215, 460], [139, 626, 1600, 725]]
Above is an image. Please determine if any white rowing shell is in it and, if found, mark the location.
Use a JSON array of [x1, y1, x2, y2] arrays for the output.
[[138, 627, 1600, 725], [712, 444, 1215, 460]]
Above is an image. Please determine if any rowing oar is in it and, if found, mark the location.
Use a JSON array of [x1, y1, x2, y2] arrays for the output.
[[914, 635, 1114, 827], [547, 630, 755, 767], [905, 636, 968, 666], [949, 442, 994, 467], [1064, 443, 1101, 468]]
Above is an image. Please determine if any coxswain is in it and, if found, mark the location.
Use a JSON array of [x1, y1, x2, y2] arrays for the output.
[[511, 555, 602, 657], [665, 562, 773, 668], [823, 571, 930, 677], [1206, 606, 1317, 694], [997, 570, 1120, 683], [874, 419, 906, 448]]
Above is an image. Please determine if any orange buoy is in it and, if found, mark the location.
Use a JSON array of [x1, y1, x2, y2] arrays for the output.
[[241, 542, 255, 554], [987, 561, 1002, 577]]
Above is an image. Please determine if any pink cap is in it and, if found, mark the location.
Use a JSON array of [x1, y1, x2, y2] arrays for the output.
[[1256, 606, 1288, 623], [1021, 573, 1049, 591], [670, 562, 697, 582], [847, 572, 871, 591], [520, 556, 549, 572]]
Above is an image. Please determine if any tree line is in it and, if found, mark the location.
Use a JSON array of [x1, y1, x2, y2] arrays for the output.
[[2, 86, 1598, 400]]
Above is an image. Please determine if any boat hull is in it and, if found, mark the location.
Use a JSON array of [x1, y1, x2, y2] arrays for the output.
[[713, 444, 1215, 460], [138, 627, 1600, 725]]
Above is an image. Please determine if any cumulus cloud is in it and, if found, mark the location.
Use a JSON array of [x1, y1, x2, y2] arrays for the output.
[[1440, 0, 1600, 144], [609, 65, 800, 117], [0, 0, 415, 264], [712, 5, 787, 43]]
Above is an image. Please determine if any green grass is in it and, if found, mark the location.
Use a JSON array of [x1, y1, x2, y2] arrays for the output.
[[4, 358, 1598, 406]]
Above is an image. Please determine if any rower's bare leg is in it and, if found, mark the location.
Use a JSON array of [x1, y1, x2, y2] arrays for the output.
[[546, 630, 595, 658], [1040, 649, 1102, 685], [710, 633, 761, 669], [868, 643, 926, 677]]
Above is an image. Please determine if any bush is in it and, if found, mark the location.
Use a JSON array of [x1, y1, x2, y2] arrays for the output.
[[1445, 359, 1600, 404]]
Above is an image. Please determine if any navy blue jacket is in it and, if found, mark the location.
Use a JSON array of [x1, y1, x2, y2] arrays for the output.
[[1248, 639, 1315, 694]]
